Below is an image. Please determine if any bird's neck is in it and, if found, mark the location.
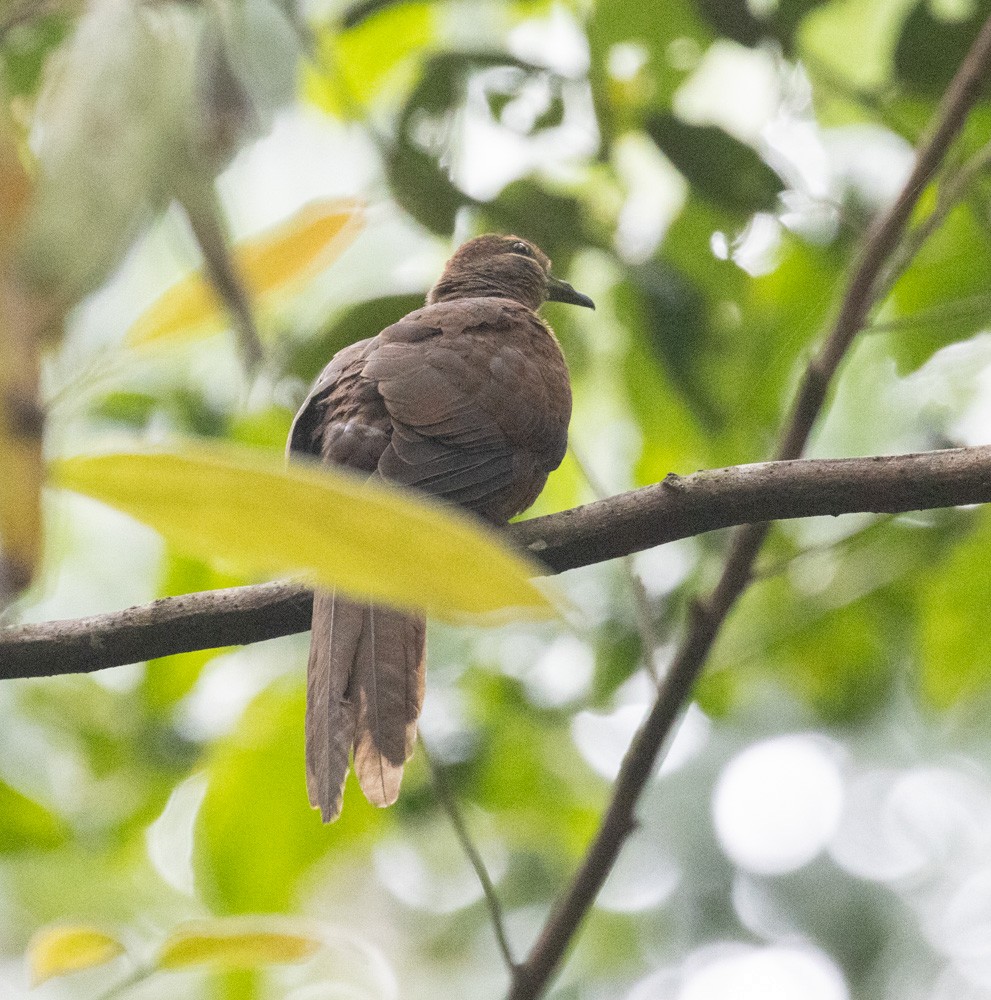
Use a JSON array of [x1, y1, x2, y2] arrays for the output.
[[428, 270, 544, 311]]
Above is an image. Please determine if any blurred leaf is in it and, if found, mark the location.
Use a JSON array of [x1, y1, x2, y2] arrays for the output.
[[772, 595, 900, 722], [0, 100, 47, 600], [694, 0, 831, 51], [619, 324, 710, 484], [590, 621, 642, 703], [920, 509, 991, 708], [127, 200, 364, 347], [228, 406, 295, 450], [645, 202, 843, 462], [482, 180, 592, 272], [197, 682, 379, 912], [176, 182, 264, 368], [340, 0, 417, 29], [894, 0, 990, 95], [646, 114, 783, 213], [90, 390, 158, 429], [533, 93, 566, 131], [799, 0, 916, 90], [157, 918, 320, 969], [307, 2, 435, 117], [587, 0, 711, 123], [693, 0, 764, 45], [1, 12, 72, 97], [623, 260, 719, 431], [92, 387, 231, 438], [463, 671, 601, 861], [718, 514, 969, 719], [385, 134, 467, 234], [889, 201, 991, 372], [0, 780, 67, 852], [16, 675, 198, 840], [290, 294, 425, 384], [21, 0, 198, 299], [386, 52, 548, 232], [27, 925, 125, 985], [53, 441, 555, 621], [386, 52, 495, 232]]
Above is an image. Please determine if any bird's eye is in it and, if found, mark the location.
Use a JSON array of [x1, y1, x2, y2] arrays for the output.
[[510, 241, 534, 257]]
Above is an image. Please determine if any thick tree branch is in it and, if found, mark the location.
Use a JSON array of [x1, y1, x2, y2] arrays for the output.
[[3, 445, 991, 679], [505, 14, 991, 1000]]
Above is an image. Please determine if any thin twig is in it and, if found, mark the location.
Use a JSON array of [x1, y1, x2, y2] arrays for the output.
[[504, 15, 991, 1000], [419, 736, 517, 972], [877, 139, 991, 300], [178, 186, 264, 372]]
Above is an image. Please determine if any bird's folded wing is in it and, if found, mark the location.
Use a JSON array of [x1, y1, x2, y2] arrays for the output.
[[362, 340, 521, 516]]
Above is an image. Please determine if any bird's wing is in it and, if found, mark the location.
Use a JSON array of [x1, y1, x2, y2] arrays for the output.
[[286, 337, 388, 468], [362, 299, 567, 520]]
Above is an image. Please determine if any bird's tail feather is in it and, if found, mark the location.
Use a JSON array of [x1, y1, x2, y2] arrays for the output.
[[305, 591, 426, 821]]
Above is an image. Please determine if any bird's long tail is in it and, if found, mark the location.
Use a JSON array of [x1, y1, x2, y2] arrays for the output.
[[305, 590, 426, 822]]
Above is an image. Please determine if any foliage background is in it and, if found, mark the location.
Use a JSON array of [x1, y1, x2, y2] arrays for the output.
[[4, 0, 991, 997]]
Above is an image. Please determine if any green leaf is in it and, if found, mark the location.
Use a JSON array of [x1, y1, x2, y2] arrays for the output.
[[197, 682, 380, 912], [27, 925, 125, 985], [53, 441, 555, 621], [157, 918, 320, 969], [482, 180, 593, 273], [291, 294, 425, 385], [799, 0, 918, 91], [622, 261, 720, 432], [694, 0, 764, 45], [888, 201, 991, 373], [2, 14, 72, 98], [894, 1, 990, 95], [386, 52, 535, 233], [587, 0, 711, 118], [305, 2, 435, 118], [665, 209, 843, 461], [645, 114, 784, 213], [0, 780, 67, 852], [693, 0, 832, 52], [920, 509, 991, 709], [772, 597, 900, 723]]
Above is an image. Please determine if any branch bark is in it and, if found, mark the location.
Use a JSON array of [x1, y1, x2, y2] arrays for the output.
[[3, 445, 991, 679], [505, 13, 991, 1000]]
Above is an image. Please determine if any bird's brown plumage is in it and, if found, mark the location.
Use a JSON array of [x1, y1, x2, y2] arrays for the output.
[[288, 234, 593, 821]]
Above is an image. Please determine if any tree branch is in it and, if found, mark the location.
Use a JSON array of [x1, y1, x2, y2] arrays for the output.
[[505, 13, 991, 1000], [3, 445, 991, 679]]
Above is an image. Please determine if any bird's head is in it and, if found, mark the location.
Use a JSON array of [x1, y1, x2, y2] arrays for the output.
[[427, 234, 595, 312]]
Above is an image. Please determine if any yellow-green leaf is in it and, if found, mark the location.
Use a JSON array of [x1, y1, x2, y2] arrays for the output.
[[305, 4, 435, 118], [126, 199, 364, 346], [27, 925, 125, 985], [52, 441, 555, 620], [157, 919, 319, 969]]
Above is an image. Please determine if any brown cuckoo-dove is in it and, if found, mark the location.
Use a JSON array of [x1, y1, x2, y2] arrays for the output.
[[288, 234, 593, 822]]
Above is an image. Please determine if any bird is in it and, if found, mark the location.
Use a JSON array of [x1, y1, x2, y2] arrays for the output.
[[287, 233, 594, 822]]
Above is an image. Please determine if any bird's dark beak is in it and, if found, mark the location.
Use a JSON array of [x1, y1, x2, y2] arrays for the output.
[[546, 275, 595, 310]]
